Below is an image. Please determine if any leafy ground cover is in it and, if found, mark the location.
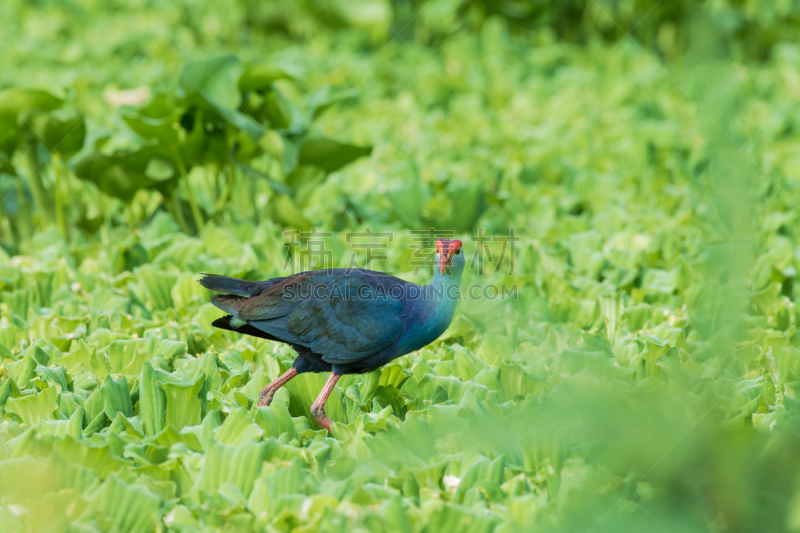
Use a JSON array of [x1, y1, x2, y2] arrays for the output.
[[3, 2, 800, 532]]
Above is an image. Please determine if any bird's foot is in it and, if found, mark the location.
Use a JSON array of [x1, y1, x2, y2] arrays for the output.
[[258, 387, 274, 408], [258, 368, 299, 408], [310, 403, 333, 433]]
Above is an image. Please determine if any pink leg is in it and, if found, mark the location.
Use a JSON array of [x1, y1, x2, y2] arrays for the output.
[[310, 373, 341, 433], [258, 368, 298, 407]]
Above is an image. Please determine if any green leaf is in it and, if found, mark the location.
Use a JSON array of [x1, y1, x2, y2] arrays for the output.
[[214, 104, 263, 141], [247, 460, 306, 516], [214, 406, 263, 445], [121, 108, 182, 146], [73, 146, 180, 201], [52, 435, 125, 478], [5, 385, 60, 426], [253, 399, 298, 441], [307, 85, 358, 120], [415, 374, 498, 405], [442, 181, 488, 232], [107, 338, 150, 376], [0, 88, 63, 115], [136, 265, 178, 311], [263, 193, 312, 230], [29, 110, 86, 157], [151, 337, 187, 364], [6, 352, 37, 388], [264, 88, 294, 130], [0, 378, 17, 413], [35, 363, 69, 392], [100, 374, 133, 419], [178, 55, 243, 110], [191, 440, 269, 499], [158, 372, 206, 430], [387, 168, 426, 228], [298, 137, 372, 173], [559, 349, 610, 376], [78, 473, 161, 533], [239, 64, 298, 93], [455, 455, 505, 501]]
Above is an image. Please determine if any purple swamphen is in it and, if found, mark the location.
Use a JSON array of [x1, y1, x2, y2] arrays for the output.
[[199, 238, 465, 432]]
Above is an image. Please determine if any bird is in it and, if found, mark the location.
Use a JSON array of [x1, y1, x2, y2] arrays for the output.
[[198, 238, 465, 432]]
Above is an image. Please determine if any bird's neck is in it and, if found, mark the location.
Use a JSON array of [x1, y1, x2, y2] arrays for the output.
[[427, 270, 462, 316]]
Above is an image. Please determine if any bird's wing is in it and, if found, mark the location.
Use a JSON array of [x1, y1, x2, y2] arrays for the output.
[[199, 273, 291, 296], [237, 271, 406, 364]]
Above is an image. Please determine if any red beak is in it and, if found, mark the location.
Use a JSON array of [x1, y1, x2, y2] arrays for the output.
[[439, 252, 450, 274], [436, 238, 462, 274]]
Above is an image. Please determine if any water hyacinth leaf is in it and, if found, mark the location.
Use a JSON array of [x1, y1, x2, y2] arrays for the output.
[[84, 410, 109, 436], [124, 440, 169, 467], [152, 425, 203, 451], [67, 405, 85, 438], [0, 378, 16, 413], [73, 146, 179, 201], [158, 372, 206, 430], [253, 401, 298, 441], [178, 55, 243, 110], [264, 193, 312, 230], [78, 473, 160, 533], [191, 440, 269, 498], [387, 169, 426, 228], [152, 337, 187, 362], [5, 385, 60, 426], [247, 460, 306, 515], [0, 88, 63, 115], [307, 85, 358, 119], [559, 349, 610, 376], [83, 388, 106, 424], [107, 338, 150, 375], [415, 374, 498, 405], [213, 104, 264, 141], [640, 335, 671, 378], [213, 406, 263, 446], [233, 155, 294, 195], [100, 375, 133, 419], [297, 137, 372, 173], [598, 293, 624, 340], [6, 352, 37, 389], [121, 108, 182, 146], [498, 363, 548, 399], [455, 455, 505, 501], [35, 363, 69, 392], [0, 438, 9, 462], [239, 63, 297, 93], [136, 265, 177, 311], [441, 181, 488, 232], [363, 363, 410, 403], [264, 88, 294, 130], [51, 436, 125, 478], [29, 111, 86, 157], [0, 150, 14, 176]]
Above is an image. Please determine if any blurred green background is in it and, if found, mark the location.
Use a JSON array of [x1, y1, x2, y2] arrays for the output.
[[2, 1, 800, 531]]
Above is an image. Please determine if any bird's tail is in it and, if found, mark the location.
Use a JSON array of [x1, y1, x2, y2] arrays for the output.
[[198, 274, 271, 296], [210, 294, 248, 316], [212, 315, 240, 331], [211, 314, 280, 342]]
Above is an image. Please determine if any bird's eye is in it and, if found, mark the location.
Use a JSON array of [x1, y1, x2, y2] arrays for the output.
[[454, 249, 461, 255]]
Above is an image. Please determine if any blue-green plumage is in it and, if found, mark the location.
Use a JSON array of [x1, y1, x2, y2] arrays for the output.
[[200, 243, 465, 376], [200, 237, 466, 431]]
